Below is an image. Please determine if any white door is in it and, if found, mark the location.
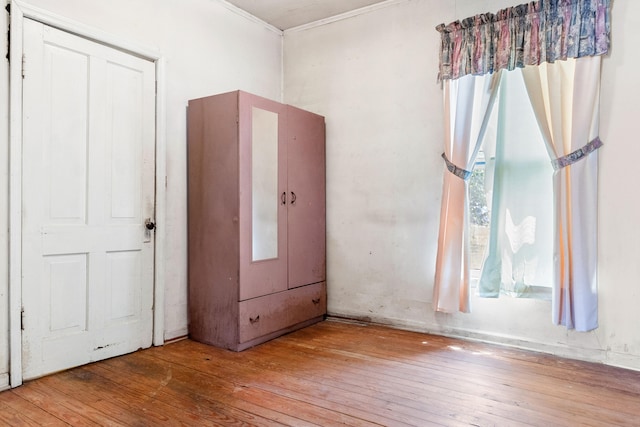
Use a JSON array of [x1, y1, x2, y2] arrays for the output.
[[21, 19, 156, 380]]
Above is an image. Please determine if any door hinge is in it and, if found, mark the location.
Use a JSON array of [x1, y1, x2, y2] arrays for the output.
[[20, 307, 24, 331], [5, 3, 10, 61], [21, 53, 26, 78]]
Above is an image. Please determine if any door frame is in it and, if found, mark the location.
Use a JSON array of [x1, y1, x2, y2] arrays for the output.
[[8, 0, 167, 387]]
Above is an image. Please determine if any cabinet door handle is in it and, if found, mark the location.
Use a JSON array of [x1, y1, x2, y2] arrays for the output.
[[249, 315, 260, 324], [312, 298, 320, 305], [281, 192, 286, 205], [291, 191, 297, 205]]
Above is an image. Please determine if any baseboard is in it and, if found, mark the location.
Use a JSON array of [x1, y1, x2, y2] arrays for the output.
[[0, 372, 9, 390], [164, 327, 189, 343], [164, 334, 188, 345], [326, 313, 640, 372]]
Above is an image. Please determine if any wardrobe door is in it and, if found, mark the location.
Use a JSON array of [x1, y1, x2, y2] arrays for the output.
[[286, 105, 326, 289], [238, 92, 288, 300]]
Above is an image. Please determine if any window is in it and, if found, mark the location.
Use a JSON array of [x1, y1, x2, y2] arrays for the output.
[[469, 69, 553, 299]]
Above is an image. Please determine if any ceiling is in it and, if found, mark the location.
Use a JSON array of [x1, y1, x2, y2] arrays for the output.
[[224, 0, 388, 30]]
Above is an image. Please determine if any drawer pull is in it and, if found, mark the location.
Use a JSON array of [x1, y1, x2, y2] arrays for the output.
[[249, 315, 260, 324], [312, 298, 320, 305]]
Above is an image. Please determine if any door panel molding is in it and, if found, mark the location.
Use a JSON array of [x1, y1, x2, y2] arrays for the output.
[[8, 0, 167, 387]]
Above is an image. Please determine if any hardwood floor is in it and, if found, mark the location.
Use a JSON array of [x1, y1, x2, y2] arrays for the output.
[[1, 318, 639, 426]]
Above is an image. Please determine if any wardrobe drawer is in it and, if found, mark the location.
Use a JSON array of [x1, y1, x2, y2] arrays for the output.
[[239, 282, 326, 343]]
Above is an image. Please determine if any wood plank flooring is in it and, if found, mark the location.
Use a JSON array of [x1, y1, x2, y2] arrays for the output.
[[1, 318, 639, 426]]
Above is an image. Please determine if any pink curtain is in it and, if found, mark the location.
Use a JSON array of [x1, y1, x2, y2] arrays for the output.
[[437, 0, 611, 81]]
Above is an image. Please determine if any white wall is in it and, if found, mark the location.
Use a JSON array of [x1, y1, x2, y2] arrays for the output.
[[0, 0, 283, 364], [284, 0, 640, 370]]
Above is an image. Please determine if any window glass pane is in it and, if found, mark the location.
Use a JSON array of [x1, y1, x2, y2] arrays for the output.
[[474, 69, 554, 299]]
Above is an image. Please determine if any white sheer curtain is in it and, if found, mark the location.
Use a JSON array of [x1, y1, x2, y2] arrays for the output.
[[479, 69, 554, 299], [521, 56, 602, 331], [433, 72, 500, 313]]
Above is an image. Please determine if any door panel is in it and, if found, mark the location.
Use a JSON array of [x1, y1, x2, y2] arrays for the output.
[[107, 62, 144, 221], [46, 254, 88, 333], [21, 19, 156, 380], [239, 92, 288, 301], [287, 106, 326, 288], [46, 44, 90, 224], [106, 251, 141, 321]]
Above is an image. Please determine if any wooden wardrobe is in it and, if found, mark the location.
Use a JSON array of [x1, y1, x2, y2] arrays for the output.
[[187, 90, 326, 351]]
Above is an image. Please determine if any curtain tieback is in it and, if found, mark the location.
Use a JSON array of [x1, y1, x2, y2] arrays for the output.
[[442, 153, 472, 181], [551, 137, 603, 170]]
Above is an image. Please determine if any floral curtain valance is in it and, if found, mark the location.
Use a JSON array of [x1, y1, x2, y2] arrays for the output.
[[436, 0, 611, 81]]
